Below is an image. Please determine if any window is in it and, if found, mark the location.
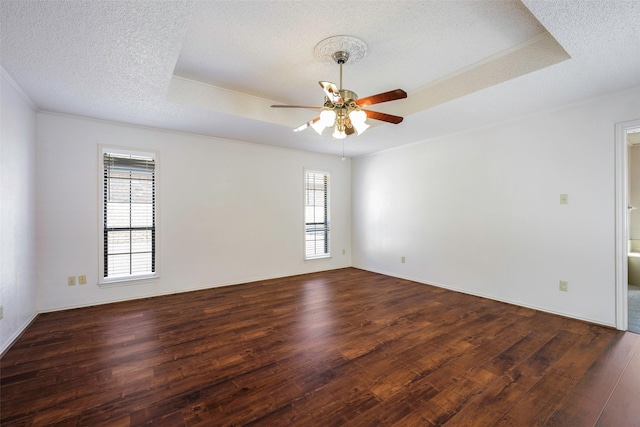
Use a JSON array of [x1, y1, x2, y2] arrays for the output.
[[304, 169, 330, 259], [101, 148, 156, 283]]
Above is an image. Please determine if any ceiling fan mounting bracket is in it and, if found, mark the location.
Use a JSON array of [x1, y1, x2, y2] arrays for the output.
[[333, 51, 349, 65]]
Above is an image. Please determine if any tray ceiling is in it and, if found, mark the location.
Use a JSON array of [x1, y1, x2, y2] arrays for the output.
[[1, 0, 639, 157]]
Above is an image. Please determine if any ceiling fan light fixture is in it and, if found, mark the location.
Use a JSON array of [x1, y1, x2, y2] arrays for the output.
[[310, 119, 326, 135], [332, 128, 347, 140], [349, 109, 366, 123], [320, 109, 336, 127], [352, 120, 370, 135], [348, 109, 369, 135], [271, 35, 407, 142]]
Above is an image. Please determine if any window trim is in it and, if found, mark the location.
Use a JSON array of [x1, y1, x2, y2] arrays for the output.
[[98, 145, 160, 286], [304, 168, 331, 260]]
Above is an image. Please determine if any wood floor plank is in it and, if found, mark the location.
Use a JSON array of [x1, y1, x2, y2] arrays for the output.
[[545, 331, 639, 427], [1, 268, 635, 426], [596, 335, 640, 427]]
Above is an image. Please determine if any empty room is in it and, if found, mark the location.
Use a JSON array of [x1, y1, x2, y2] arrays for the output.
[[1, 1, 640, 425]]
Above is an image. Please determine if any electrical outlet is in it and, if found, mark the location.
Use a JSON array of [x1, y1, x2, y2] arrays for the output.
[[342, 249, 345, 255], [560, 194, 568, 205], [559, 280, 568, 292], [68, 276, 76, 286], [401, 256, 406, 264], [0, 305, 4, 320], [78, 275, 87, 285]]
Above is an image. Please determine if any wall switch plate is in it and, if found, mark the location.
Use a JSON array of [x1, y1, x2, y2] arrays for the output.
[[401, 256, 406, 263], [559, 280, 568, 292], [560, 194, 569, 204], [78, 275, 87, 285], [0, 305, 3, 320], [68, 276, 76, 286], [342, 249, 345, 255]]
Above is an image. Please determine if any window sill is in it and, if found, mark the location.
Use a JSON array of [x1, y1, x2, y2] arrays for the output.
[[305, 255, 332, 261], [98, 274, 159, 288]]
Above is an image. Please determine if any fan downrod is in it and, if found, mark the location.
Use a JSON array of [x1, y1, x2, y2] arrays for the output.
[[332, 51, 350, 90]]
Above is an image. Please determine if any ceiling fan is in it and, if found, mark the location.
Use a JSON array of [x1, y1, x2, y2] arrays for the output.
[[271, 37, 407, 140]]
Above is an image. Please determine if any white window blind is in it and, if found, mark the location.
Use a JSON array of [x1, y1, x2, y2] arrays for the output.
[[305, 170, 330, 259], [103, 151, 156, 280]]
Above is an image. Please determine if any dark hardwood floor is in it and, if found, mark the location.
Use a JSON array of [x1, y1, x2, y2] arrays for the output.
[[2, 268, 639, 426]]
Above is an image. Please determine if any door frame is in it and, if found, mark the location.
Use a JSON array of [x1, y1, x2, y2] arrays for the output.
[[615, 118, 640, 330]]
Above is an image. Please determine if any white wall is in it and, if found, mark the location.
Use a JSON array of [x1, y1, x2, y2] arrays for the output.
[[7, 74, 638, 345], [0, 70, 38, 354], [353, 86, 640, 327], [36, 113, 351, 311]]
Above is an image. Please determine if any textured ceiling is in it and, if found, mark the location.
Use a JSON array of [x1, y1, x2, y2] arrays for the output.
[[173, 1, 546, 103], [1, 0, 639, 157]]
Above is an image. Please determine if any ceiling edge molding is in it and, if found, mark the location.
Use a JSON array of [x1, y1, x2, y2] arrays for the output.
[[389, 32, 571, 117], [166, 75, 312, 127], [1, 66, 39, 112]]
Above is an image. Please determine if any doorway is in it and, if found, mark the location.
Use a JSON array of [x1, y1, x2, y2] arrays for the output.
[[615, 119, 640, 331], [627, 126, 640, 333]]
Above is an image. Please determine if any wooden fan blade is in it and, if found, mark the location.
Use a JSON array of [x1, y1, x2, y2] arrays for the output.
[[293, 117, 321, 132], [356, 89, 407, 107], [319, 81, 344, 105], [271, 105, 323, 109], [363, 110, 404, 124]]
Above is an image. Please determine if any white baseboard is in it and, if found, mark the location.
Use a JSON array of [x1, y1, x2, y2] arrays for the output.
[[39, 266, 351, 313], [1, 312, 39, 357], [354, 265, 616, 329]]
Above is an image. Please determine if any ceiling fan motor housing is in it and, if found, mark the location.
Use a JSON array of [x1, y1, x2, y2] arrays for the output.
[[339, 89, 358, 103]]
